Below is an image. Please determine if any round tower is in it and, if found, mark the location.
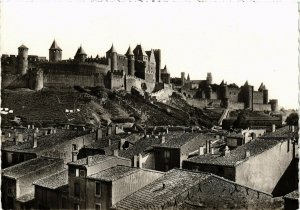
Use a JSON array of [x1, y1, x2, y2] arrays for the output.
[[125, 46, 135, 76], [263, 89, 268, 104], [74, 46, 87, 62], [181, 72, 185, 86], [206, 85, 212, 99], [49, 40, 62, 62], [154, 49, 161, 83], [206, 72, 212, 85], [18, 44, 28, 75], [110, 44, 118, 71], [34, 69, 44, 91], [269, 99, 278, 112]]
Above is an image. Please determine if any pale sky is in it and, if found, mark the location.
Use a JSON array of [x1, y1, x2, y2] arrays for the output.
[[0, 1, 298, 109]]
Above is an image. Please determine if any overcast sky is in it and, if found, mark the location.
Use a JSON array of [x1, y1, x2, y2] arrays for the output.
[[1, 1, 298, 109]]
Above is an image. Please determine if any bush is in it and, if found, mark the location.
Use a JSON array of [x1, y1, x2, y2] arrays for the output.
[[285, 113, 299, 126]]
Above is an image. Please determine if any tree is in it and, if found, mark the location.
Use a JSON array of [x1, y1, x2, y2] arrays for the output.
[[285, 113, 299, 126]]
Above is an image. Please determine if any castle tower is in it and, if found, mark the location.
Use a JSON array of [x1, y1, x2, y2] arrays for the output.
[[18, 44, 28, 75], [187, 74, 190, 82], [243, 81, 253, 110], [181, 72, 185, 86], [206, 72, 212, 85], [269, 99, 278, 112], [258, 83, 269, 104], [154, 49, 161, 83], [125, 46, 135, 76], [49, 40, 62, 62], [74, 45, 87, 62], [107, 44, 118, 71], [34, 69, 44, 91], [206, 85, 212, 99]]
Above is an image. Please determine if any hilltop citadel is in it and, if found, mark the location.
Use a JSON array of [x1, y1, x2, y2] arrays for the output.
[[1, 40, 278, 112]]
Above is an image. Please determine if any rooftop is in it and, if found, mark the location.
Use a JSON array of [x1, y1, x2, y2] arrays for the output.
[[68, 154, 128, 167], [115, 169, 210, 210], [3, 129, 89, 154], [154, 132, 215, 149], [116, 169, 273, 210], [2, 157, 62, 179], [15, 193, 35, 203], [49, 40, 62, 50], [283, 190, 299, 200], [185, 138, 282, 167], [33, 169, 68, 189], [262, 126, 298, 139], [87, 165, 139, 182]]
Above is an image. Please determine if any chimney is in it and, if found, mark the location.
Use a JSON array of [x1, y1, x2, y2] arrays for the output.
[[32, 124, 35, 129], [161, 136, 166, 144], [8, 133, 11, 137], [96, 127, 102, 141], [224, 146, 230, 157], [166, 127, 169, 134], [17, 133, 23, 142], [199, 146, 205, 155], [107, 126, 112, 136], [119, 139, 126, 150], [138, 153, 143, 168], [66, 124, 70, 130], [291, 126, 295, 132], [206, 140, 211, 154], [211, 147, 215, 154], [72, 151, 78, 162], [35, 128, 39, 133], [87, 156, 93, 166], [272, 124, 276, 132], [245, 150, 251, 158], [33, 134, 37, 148], [108, 139, 111, 146], [113, 149, 119, 156], [53, 128, 57, 134], [44, 130, 48, 136], [133, 155, 138, 167], [27, 125, 30, 129]]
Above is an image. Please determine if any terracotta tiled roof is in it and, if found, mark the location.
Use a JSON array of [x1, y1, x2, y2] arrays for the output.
[[2, 157, 63, 179], [33, 169, 68, 189], [87, 165, 139, 182], [283, 190, 299, 200], [115, 169, 210, 210], [3, 130, 89, 154], [185, 138, 282, 167], [155, 133, 214, 149], [262, 126, 298, 138], [16, 193, 35, 203]]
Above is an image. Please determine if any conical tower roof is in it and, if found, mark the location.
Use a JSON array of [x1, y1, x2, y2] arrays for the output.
[[187, 74, 190, 81], [18, 44, 28, 49], [76, 46, 87, 55], [125, 46, 134, 56], [161, 65, 168, 74], [244, 80, 249, 86], [133, 44, 147, 56], [107, 44, 117, 54], [49, 40, 62, 50]]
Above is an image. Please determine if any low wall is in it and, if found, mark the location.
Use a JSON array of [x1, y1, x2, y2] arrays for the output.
[[2, 74, 28, 89], [228, 102, 245, 110], [125, 76, 155, 93], [186, 98, 221, 109], [44, 73, 105, 87], [253, 103, 271, 111]]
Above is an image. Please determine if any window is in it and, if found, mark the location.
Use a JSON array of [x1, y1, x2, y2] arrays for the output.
[[72, 144, 78, 151], [79, 170, 85, 177], [95, 204, 101, 210], [95, 182, 101, 196], [75, 169, 79, 177], [74, 183, 80, 197], [164, 150, 170, 163]]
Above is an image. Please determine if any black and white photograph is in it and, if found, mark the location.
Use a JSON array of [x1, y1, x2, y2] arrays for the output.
[[0, 0, 298, 209]]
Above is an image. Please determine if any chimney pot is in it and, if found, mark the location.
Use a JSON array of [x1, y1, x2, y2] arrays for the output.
[[113, 149, 119, 156], [245, 150, 251, 158], [33, 134, 37, 148], [161, 136, 166, 144], [199, 146, 205, 155], [272, 124, 276, 132]]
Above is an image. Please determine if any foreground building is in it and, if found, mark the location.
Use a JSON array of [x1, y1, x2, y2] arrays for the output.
[[182, 138, 295, 196], [114, 169, 281, 210]]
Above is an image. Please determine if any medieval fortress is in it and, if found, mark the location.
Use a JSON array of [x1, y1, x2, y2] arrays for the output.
[[1, 40, 278, 112]]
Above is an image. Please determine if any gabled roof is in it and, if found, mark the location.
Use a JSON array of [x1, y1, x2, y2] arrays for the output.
[[87, 165, 139, 182], [68, 154, 129, 167], [18, 44, 28, 49], [2, 157, 63, 179], [184, 138, 282, 167], [283, 190, 299, 200], [49, 40, 62, 50], [33, 169, 68, 189]]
